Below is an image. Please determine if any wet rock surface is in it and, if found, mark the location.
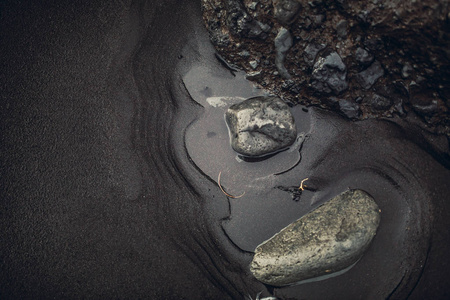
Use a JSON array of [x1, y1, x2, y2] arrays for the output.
[[225, 96, 297, 157], [250, 189, 381, 286], [202, 0, 450, 135]]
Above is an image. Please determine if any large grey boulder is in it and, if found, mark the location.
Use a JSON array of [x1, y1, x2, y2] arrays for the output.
[[250, 189, 380, 286], [225, 96, 297, 157]]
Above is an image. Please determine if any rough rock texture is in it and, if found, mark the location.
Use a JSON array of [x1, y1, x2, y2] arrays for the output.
[[250, 189, 380, 286], [311, 49, 348, 94], [225, 96, 297, 157], [356, 60, 384, 90], [202, 0, 450, 135]]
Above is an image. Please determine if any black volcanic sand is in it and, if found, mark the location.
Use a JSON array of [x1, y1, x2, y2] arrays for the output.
[[1, 1, 450, 299]]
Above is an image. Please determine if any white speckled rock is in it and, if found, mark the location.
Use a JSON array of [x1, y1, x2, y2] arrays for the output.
[[250, 189, 380, 286], [225, 96, 297, 157]]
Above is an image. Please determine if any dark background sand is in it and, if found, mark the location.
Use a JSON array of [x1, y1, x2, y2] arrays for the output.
[[1, 0, 450, 299]]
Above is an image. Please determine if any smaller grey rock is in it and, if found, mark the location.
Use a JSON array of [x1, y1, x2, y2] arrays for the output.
[[225, 96, 297, 157], [251, 189, 380, 286], [324, 96, 340, 109], [238, 50, 250, 58], [364, 93, 393, 111], [227, 1, 270, 39], [364, 37, 384, 52], [409, 83, 440, 116], [312, 14, 325, 26], [339, 99, 361, 119], [394, 101, 406, 117], [274, 28, 293, 57], [355, 47, 374, 66], [401, 63, 413, 78], [250, 60, 259, 69], [248, 2, 258, 10], [412, 99, 439, 116], [245, 71, 263, 80], [311, 50, 348, 94], [247, 21, 270, 39], [273, 0, 301, 25], [281, 79, 301, 94], [335, 19, 348, 39], [211, 32, 230, 47], [356, 60, 384, 90], [308, 0, 323, 7], [274, 27, 293, 79], [304, 43, 326, 67]]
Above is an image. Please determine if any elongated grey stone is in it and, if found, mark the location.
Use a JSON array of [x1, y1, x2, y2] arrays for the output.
[[225, 96, 297, 157], [274, 27, 293, 79], [250, 189, 380, 286]]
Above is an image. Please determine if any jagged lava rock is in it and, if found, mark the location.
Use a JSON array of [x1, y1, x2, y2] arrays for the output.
[[311, 50, 348, 94], [225, 96, 297, 157], [250, 189, 380, 286], [356, 60, 384, 90]]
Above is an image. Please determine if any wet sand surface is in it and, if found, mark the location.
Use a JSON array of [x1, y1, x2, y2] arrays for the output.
[[1, 1, 450, 299]]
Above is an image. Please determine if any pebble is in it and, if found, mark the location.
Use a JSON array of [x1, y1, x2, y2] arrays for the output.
[[225, 96, 297, 157], [336, 19, 348, 39], [324, 96, 340, 109], [356, 60, 384, 90], [363, 93, 393, 111], [239, 50, 251, 58], [245, 71, 263, 80], [248, 1, 258, 10], [272, 0, 301, 25], [312, 14, 325, 26], [250, 189, 381, 286], [412, 99, 439, 116], [303, 43, 326, 67], [274, 27, 293, 79], [355, 47, 374, 66], [250, 60, 259, 69], [311, 50, 348, 94], [339, 99, 361, 119], [409, 83, 440, 116], [401, 63, 413, 78], [227, 0, 270, 39]]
